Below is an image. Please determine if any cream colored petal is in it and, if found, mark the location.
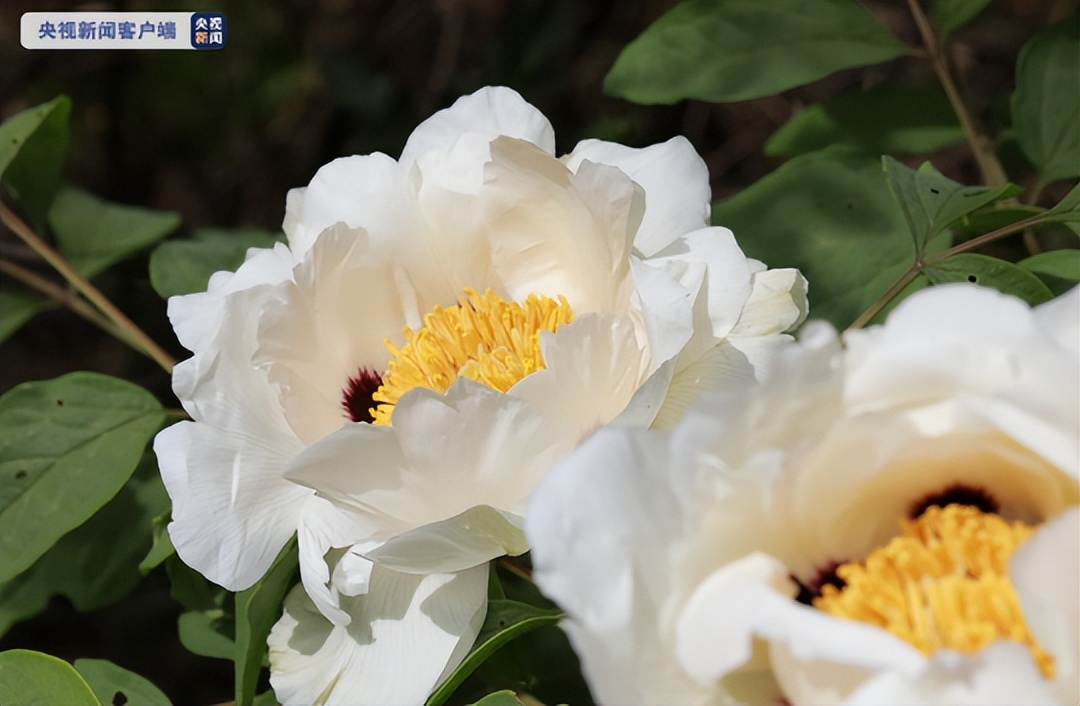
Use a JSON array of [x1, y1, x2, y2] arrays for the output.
[[269, 563, 488, 705]]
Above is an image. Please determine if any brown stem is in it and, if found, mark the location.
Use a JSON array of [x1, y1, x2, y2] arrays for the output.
[[906, 0, 1009, 186], [1, 202, 177, 373], [846, 212, 1057, 331]]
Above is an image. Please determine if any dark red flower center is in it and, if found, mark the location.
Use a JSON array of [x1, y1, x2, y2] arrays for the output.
[[341, 368, 383, 424], [908, 483, 998, 519]]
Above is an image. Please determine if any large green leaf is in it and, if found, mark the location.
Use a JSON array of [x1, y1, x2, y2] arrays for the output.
[[604, 0, 911, 104], [765, 82, 963, 157], [234, 540, 298, 706], [924, 253, 1055, 305], [713, 149, 944, 329], [0, 454, 170, 636], [1018, 249, 1080, 296], [882, 157, 1020, 255], [0, 96, 71, 231], [73, 659, 171, 706], [149, 227, 283, 299], [48, 188, 180, 278], [0, 372, 164, 583], [929, 0, 994, 35], [0, 650, 100, 706], [426, 599, 563, 706], [0, 281, 52, 345], [1012, 19, 1080, 183]]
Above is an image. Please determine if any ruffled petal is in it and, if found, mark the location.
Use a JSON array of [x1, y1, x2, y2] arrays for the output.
[[481, 137, 639, 315], [154, 420, 308, 590], [563, 136, 710, 257], [842, 642, 1059, 705], [286, 381, 571, 549], [400, 86, 555, 169], [269, 563, 488, 706]]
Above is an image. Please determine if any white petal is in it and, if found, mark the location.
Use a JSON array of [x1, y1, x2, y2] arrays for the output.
[[1011, 507, 1079, 704], [509, 313, 650, 440], [281, 153, 419, 261], [843, 642, 1059, 705], [526, 426, 709, 704], [253, 225, 417, 444], [729, 267, 808, 337], [563, 136, 711, 257], [651, 340, 757, 429], [630, 257, 696, 367], [675, 553, 923, 691], [365, 505, 527, 574], [269, 563, 488, 705], [481, 137, 639, 315], [400, 86, 555, 170], [286, 382, 570, 550], [154, 420, 308, 590], [1033, 285, 1078, 355]]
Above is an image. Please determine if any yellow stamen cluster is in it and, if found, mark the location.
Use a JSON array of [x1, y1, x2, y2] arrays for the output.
[[814, 504, 1054, 678], [370, 288, 574, 426]]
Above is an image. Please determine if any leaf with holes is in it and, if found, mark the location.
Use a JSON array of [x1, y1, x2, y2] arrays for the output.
[[74, 659, 171, 706], [0, 372, 164, 584], [0, 96, 71, 231], [48, 188, 180, 278], [149, 228, 284, 299], [0, 649, 101, 706], [1012, 19, 1080, 183], [426, 599, 562, 706], [766, 82, 963, 157], [604, 0, 910, 104], [0, 454, 170, 637], [882, 157, 1020, 256], [923, 253, 1055, 305]]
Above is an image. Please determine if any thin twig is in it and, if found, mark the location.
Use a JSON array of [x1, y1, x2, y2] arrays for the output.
[[0, 258, 132, 343], [906, 0, 1009, 187], [1, 202, 177, 373]]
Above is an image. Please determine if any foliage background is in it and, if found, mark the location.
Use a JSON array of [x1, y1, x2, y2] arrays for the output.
[[0, 0, 1076, 704]]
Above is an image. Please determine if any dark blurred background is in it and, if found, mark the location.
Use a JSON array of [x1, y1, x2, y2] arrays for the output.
[[0, 0, 1072, 703]]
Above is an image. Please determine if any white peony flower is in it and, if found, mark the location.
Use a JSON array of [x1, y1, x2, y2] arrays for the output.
[[154, 86, 806, 704], [526, 284, 1079, 705]]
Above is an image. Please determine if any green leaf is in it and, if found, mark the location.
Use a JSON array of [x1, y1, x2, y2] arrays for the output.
[[712, 149, 945, 329], [950, 205, 1046, 238], [149, 228, 283, 299], [929, 0, 993, 35], [882, 157, 1021, 255], [604, 0, 911, 104], [0, 650, 101, 706], [179, 609, 236, 661], [48, 188, 180, 278], [923, 253, 1055, 305], [139, 511, 175, 575], [73, 659, 171, 706], [0, 372, 165, 584], [1018, 249, 1080, 296], [469, 691, 525, 706], [0, 96, 71, 231], [765, 82, 964, 157], [1045, 183, 1080, 225], [0, 281, 52, 345], [1012, 19, 1080, 182], [166, 555, 227, 612], [0, 454, 170, 636], [234, 540, 298, 706], [426, 599, 563, 706]]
